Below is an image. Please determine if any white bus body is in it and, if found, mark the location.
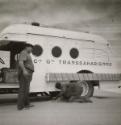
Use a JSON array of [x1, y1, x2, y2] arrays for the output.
[[0, 23, 120, 97]]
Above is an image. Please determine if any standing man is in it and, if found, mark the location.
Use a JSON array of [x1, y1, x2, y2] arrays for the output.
[[17, 44, 34, 110]]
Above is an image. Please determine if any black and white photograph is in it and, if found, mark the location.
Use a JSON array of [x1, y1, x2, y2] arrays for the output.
[[0, 0, 121, 125]]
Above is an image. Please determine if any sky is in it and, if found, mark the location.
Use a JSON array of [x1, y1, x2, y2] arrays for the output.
[[0, 0, 121, 59]]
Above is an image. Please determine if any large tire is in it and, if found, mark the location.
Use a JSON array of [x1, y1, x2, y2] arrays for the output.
[[80, 81, 94, 98]]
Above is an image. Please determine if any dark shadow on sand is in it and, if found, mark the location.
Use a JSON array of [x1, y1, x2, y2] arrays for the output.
[[0, 95, 52, 106], [93, 96, 120, 99]]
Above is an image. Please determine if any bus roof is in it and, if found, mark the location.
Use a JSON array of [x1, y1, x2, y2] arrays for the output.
[[0, 24, 108, 44]]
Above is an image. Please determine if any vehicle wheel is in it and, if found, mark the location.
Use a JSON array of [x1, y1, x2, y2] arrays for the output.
[[79, 81, 94, 98]]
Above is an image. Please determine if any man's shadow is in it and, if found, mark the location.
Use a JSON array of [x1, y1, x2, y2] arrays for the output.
[[0, 94, 52, 106]]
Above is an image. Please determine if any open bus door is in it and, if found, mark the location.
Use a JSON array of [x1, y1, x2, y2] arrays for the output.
[[0, 40, 28, 93]]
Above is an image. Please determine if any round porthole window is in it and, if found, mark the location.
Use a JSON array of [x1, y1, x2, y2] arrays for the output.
[[32, 45, 43, 56], [52, 46, 62, 58], [70, 48, 79, 59]]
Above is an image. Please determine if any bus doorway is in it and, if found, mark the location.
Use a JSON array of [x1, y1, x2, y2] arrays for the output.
[[0, 41, 27, 93], [0, 41, 27, 68]]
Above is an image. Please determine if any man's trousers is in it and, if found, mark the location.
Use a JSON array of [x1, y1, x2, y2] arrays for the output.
[[17, 70, 33, 110]]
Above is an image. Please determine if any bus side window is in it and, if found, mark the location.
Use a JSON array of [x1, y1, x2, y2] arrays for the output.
[[70, 48, 79, 59], [32, 45, 43, 57], [52, 46, 62, 58]]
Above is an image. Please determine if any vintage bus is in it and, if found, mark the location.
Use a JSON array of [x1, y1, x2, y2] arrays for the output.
[[0, 23, 121, 97]]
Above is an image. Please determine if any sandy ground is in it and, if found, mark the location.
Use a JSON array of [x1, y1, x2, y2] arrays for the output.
[[100, 81, 121, 94], [0, 89, 121, 125]]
